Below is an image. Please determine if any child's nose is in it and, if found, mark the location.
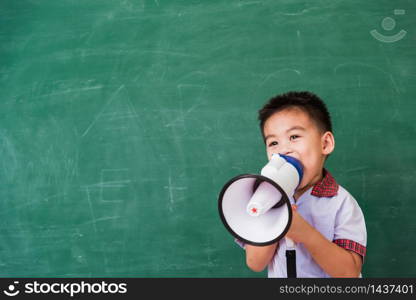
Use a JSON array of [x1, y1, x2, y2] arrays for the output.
[[279, 146, 293, 156], [278, 141, 292, 155], [280, 151, 294, 158]]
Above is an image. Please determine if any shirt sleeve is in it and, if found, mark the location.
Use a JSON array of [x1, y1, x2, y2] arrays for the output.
[[333, 193, 367, 260]]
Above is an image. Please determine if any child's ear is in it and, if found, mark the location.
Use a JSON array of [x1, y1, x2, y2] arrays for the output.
[[321, 131, 335, 155]]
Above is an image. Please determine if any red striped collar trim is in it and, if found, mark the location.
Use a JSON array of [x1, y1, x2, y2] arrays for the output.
[[310, 169, 339, 198]]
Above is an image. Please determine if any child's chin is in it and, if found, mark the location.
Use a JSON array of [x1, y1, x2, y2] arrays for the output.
[[297, 181, 309, 191]]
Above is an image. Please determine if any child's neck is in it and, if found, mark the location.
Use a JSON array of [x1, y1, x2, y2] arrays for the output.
[[293, 169, 324, 201]]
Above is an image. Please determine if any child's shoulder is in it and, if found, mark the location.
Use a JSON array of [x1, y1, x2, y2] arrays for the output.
[[336, 184, 353, 199], [333, 184, 363, 211]]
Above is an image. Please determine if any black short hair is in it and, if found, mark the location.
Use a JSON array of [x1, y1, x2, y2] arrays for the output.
[[258, 91, 332, 141]]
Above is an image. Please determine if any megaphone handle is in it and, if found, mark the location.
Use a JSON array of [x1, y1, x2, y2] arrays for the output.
[[285, 237, 297, 278], [286, 237, 295, 249]]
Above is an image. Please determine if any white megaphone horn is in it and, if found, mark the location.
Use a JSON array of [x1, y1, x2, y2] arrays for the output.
[[218, 153, 303, 246]]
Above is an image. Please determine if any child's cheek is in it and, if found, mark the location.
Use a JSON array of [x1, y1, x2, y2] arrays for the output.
[[266, 149, 274, 161]]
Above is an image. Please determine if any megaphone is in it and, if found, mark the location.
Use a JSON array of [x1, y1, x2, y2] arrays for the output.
[[218, 153, 303, 246]]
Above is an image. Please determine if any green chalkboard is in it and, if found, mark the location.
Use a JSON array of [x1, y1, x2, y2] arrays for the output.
[[0, 0, 415, 277]]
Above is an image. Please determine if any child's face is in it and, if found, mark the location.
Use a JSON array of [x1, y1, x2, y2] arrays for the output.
[[263, 107, 333, 190]]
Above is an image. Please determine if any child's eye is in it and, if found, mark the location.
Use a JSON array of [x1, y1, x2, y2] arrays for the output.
[[290, 135, 300, 140], [268, 141, 278, 147]]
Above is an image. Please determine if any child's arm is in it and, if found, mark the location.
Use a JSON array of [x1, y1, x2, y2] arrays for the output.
[[245, 243, 278, 272], [287, 205, 362, 277]]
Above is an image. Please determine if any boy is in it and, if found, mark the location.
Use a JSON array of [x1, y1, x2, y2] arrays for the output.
[[236, 91, 367, 278]]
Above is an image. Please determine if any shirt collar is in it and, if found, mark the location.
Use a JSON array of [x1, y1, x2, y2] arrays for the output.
[[310, 168, 339, 198]]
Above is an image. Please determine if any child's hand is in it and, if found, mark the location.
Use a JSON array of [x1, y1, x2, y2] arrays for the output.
[[285, 205, 314, 244]]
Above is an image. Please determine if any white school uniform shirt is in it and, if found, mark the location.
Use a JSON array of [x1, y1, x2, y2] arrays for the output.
[[236, 169, 367, 278]]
